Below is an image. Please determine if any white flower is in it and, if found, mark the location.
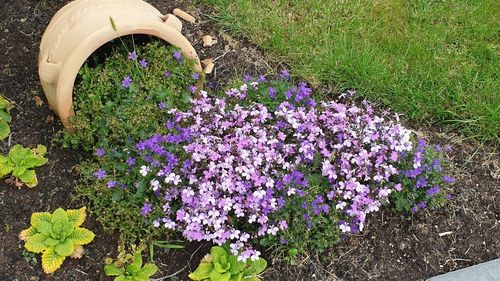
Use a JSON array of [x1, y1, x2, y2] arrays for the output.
[[266, 226, 279, 235], [339, 224, 351, 233], [336, 201, 347, 210], [253, 189, 266, 199], [150, 179, 160, 191], [250, 251, 261, 261], [139, 165, 150, 176], [172, 174, 182, 185], [239, 233, 250, 242], [165, 173, 181, 185]]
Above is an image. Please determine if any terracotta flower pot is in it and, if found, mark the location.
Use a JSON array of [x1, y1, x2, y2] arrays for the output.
[[38, 0, 202, 128]]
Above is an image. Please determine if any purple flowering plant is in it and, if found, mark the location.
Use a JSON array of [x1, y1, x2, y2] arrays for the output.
[[390, 139, 454, 213], [87, 74, 442, 261], [73, 52, 454, 259]]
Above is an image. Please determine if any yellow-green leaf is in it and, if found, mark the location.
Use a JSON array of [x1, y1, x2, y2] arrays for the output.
[[36, 220, 52, 235], [31, 212, 52, 229], [68, 227, 95, 245], [54, 239, 75, 257], [52, 208, 69, 224], [33, 144, 47, 156], [188, 262, 213, 280], [137, 263, 158, 278], [210, 246, 227, 264], [44, 237, 60, 246], [209, 271, 231, 281], [0, 156, 13, 177], [25, 233, 48, 253], [126, 252, 143, 274], [19, 226, 38, 241], [104, 264, 124, 276], [19, 170, 37, 187], [67, 207, 87, 228], [0, 120, 10, 140], [42, 247, 66, 274], [252, 258, 267, 274]]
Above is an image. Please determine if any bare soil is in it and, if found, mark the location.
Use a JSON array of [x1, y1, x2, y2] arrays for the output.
[[0, 1, 498, 280]]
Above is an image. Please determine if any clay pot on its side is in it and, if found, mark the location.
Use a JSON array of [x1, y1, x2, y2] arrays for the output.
[[39, 0, 202, 128]]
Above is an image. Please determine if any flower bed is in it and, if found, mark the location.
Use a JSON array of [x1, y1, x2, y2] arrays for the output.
[[76, 60, 454, 262]]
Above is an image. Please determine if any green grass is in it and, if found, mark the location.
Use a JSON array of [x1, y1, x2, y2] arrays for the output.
[[202, 0, 499, 143]]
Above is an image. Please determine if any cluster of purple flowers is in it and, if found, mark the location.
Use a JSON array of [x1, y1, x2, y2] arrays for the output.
[[93, 80, 428, 260], [395, 139, 454, 213]]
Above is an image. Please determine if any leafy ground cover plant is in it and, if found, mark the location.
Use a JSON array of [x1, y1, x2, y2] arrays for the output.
[[63, 38, 201, 152], [0, 95, 14, 140], [189, 246, 267, 281], [105, 251, 158, 281], [0, 144, 48, 187], [19, 207, 95, 274]]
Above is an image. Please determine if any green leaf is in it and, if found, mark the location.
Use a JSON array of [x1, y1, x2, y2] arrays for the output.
[[67, 207, 87, 228], [42, 247, 66, 274], [19, 170, 37, 187], [126, 252, 143, 274], [104, 264, 125, 276], [0, 110, 12, 122], [9, 144, 23, 158], [252, 258, 267, 274], [68, 227, 95, 245], [0, 97, 7, 109], [227, 255, 245, 275], [210, 246, 227, 264], [52, 208, 69, 224], [188, 262, 213, 280], [25, 233, 48, 253], [0, 120, 10, 140], [35, 220, 52, 235], [0, 155, 13, 176], [24, 154, 48, 168], [137, 263, 158, 278], [33, 144, 47, 156], [44, 237, 60, 246], [54, 238, 75, 256], [152, 241, 184, 249], [12, 165, 27, 178], [220, 255, 228, 267], [19, 226, 38, 240], [31, 212, 52, 229], [209, 270, 231, 281], [214, 262, 228, 273], [115, 276, 128, 281], [229, 273, 243, 281]]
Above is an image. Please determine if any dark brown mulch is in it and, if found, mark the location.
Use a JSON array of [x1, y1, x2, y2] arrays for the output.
[[0, 1, 498, 281]]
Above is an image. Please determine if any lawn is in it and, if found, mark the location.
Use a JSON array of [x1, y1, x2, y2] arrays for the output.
[[202, 0, 499, 143]]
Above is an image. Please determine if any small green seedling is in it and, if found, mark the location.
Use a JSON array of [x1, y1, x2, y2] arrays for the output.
[[19, 207, 95, 274], [105, 251, 158, 281], [0, 95, 14, 140], [0, 144, 48, 187], [189, 246, 267, 281]]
